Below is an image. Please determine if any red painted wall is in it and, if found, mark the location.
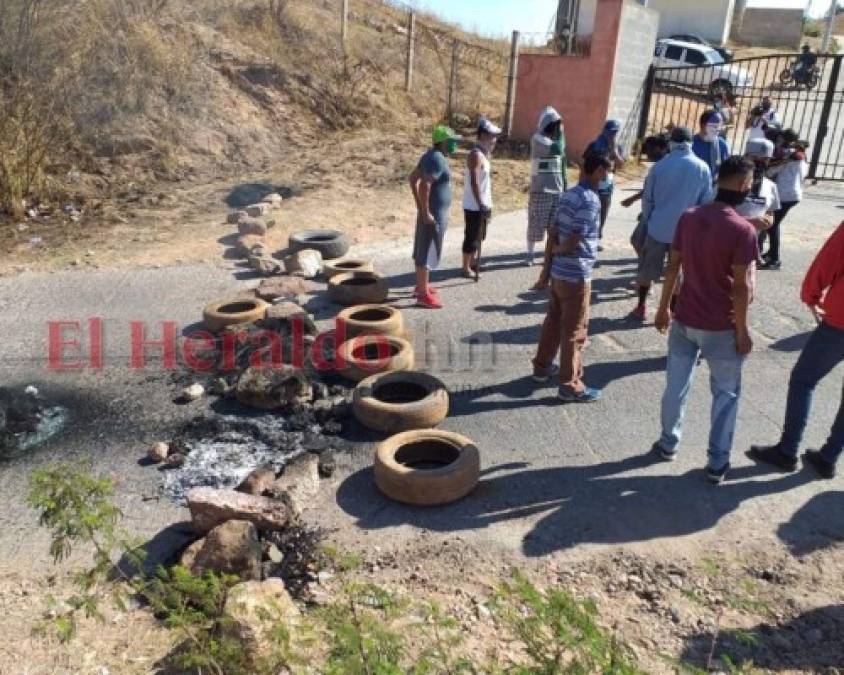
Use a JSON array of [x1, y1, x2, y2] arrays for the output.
[[512, 0, 624, 160]]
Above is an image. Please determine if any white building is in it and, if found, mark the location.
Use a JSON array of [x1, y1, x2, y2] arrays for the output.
[[576, 0, 806, 48]]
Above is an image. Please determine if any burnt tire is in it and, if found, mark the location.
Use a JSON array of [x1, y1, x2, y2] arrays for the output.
[[337, 304, 404, 339], [328, 271, 389, 306], [354, 371, 448, 434], [336, 334, 414, 382], [323, 258, 374, 280], [288, 229, 349, 260], [374, 430, 480, 506], [203, 297, 268, 332]]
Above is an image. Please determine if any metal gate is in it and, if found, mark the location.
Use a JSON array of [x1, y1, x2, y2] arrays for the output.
[[638, 53, 844, 181]]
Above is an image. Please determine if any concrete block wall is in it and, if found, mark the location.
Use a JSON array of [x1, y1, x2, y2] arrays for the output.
[[608, 1, 660, 153], [732, 8, 803, 48], [512, 0, 624, 158]]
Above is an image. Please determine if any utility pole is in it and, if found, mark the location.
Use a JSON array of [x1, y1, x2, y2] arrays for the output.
[[821, 0, 837, 53]]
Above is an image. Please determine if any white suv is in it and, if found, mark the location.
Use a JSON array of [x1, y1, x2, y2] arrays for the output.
[[654, 39, 754, 97]]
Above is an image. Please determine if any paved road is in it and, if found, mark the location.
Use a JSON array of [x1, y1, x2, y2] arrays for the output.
[[1, 183, 842, 568]]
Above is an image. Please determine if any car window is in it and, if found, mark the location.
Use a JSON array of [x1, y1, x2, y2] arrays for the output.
[[706, 50, 725, 65], [664, 45, 683, 61], [684, 49, 706, 66]]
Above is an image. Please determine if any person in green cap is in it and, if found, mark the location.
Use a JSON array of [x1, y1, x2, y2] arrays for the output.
[[408, 124, 461, 309]]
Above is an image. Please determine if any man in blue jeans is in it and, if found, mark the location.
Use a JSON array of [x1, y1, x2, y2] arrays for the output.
[[652, 157, 758, 484], [749, 221, 844, 478]]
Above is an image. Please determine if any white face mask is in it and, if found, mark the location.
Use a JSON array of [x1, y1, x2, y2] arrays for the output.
[[703, 124, 720, 142]]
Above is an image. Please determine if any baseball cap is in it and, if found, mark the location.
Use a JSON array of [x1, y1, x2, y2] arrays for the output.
[[670, 126, 693, 144], [701, 110, 724, 126], [432, 125, 461, 145], [745, 138, 774, 158], [604, 119, 621, 133], [477, 117, 502, 136]]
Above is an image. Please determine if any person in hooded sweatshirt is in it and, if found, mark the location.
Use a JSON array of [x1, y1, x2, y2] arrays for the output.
[[527, 107, 567, 282], [584, 119, 625, 250]]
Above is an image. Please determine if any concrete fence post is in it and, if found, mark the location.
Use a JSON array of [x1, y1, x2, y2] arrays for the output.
[[503, 30, 520, 137], [341, 0, 349, 46], [405, 11, 416, 92]]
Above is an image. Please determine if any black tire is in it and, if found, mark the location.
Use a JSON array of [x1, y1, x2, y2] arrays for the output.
[[806, 73, 820, 90], [288, 229, 350, 260], [374, 430, 480, 506], [779, 68, 794, 85], [354, 371, 449, 434]]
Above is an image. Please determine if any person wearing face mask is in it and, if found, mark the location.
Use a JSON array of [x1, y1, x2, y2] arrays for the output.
[[526, 106, 567, 275], [632, 126, 713, 321], [651, 156, 758, 485], [735, 138, 781, 239], [692, 110, 730, 182], [409, 124, 461, 309], [584, 120, 625, 250], [761, 134, 808, 270], [747, 96, 781, 141], [461, 117, 501, 278]]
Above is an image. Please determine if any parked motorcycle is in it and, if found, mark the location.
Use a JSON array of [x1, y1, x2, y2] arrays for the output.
[[779, 63, 821, 90]]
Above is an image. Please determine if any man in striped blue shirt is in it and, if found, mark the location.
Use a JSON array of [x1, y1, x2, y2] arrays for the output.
[[532, 153, 612, 403]]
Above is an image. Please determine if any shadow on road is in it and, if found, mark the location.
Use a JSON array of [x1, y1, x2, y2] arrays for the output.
[[776, 489, 844, 556], [680, 604, 844, 672], [336, 452, 814, 557], [769, 331, 812, 353]]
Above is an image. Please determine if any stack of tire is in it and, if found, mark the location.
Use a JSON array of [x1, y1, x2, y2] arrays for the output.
[[292, 230, 481, 507]]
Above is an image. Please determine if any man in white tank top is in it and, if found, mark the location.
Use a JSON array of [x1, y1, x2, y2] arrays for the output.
[[461, 117, 501, 278]]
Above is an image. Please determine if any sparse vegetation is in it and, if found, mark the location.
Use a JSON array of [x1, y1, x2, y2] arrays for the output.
[[29, 462, 643, 674]]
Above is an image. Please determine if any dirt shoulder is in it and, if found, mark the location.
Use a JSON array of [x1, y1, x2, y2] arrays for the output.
[[1, 533, 841, 674]]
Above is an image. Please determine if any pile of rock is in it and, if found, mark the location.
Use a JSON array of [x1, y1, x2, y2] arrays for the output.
[[174, 452, 332, 605], [228, 193, 284, 276]]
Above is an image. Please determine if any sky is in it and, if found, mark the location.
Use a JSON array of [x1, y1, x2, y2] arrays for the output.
[[404, 0, 838, 38]]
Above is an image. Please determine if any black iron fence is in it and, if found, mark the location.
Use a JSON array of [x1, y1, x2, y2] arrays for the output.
[[639, 53, 844, 181]]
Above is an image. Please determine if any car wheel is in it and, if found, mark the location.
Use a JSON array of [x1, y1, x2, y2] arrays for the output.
[[353, 371, 449, 434], [374, 430, 480, 506]]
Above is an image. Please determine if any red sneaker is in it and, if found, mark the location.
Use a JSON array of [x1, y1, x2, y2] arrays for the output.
[[414, 286, 439, 297], [416, 291, 443, 309]]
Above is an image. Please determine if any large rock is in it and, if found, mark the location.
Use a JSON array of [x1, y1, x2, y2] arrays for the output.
[[246, 203, 270, 218], [187, 487, 293, 534], [236, 464, 277, 496], [271, 454, 320, 517], [261, 193, 283, 209], [265, 301, 308, 323], [224, 579, 300, 664], [255, 277, 312, 302], [191, 520, 262, 580], [235, 366, 311, 411], [239, 219, 268, 237], [282, 249, 322, 279], [249, 256, 282, 276], [235, 234, 266, 257]]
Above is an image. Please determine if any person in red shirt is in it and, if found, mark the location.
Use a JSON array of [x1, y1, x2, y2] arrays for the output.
[[749, 222, 844, 478], [651, 156, 758, 485]]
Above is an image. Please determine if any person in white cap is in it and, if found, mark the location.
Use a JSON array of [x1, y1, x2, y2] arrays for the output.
[[462, 117, 501, 278], [736, 138, 781, 237], [527, 107, 567, 276]]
